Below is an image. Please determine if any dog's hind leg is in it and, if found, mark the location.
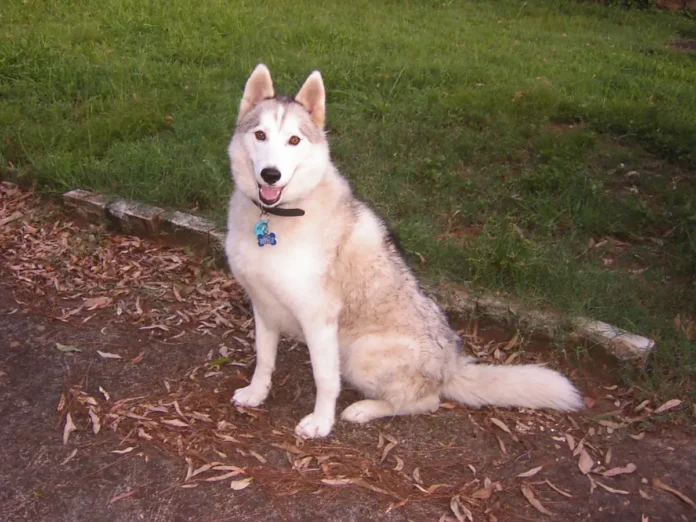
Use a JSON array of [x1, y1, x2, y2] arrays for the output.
[[340, 395, 440, 424], [340, 333, 443, 424], [233, 307, 279, 407]]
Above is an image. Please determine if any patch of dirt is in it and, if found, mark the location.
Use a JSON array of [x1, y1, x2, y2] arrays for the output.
[[548, 121, 586, 134], [2, 182, 696, 521], [436, 225, 484, 247], [669, 39, 696, 51]]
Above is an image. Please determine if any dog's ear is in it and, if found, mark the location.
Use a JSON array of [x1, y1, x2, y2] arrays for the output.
[[238, 64, 274, 123], [295, 70, 325, 129]]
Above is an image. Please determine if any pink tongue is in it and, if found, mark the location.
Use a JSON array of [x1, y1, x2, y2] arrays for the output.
[[260, 186, 282, 201]]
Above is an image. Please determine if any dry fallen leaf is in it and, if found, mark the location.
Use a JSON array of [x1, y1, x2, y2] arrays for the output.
[[56, 394, 66, 413], [504, 352, 519, 365], [450, 495, 474, 522], [381, 441, 397, 463], [84, 296, 112, 310], [502, 332, 519, 350], [88, 407, 100, 434], [578, 449, 594, 475], [565, 433, 576, 452], [521, 485, 553, 516], [416, 483, 451, 495], [652, 478, 696, 511], [56, 343, 81, 353], [161, 419, 189, 428], [595, 480, 630, 495], [269, 441, 302, 454], [495, 434, 507, 455], [205, 471, 243, 482], [639, 488, 652, 500], [629, 432, 645, 441], [654, 399, 681, 414], [108, 489, 136, 505], [517, 466, 543, 478], [412, 467, 422, 485], [293, 455, 313, 471], [99, 386, 110, 401], [184, 457, 194, 482], [351, 477, 396, 497], [60, 448, 78, 466], [545, 479, 573, 498], [191, 463, 218, 477], [111, 446, 136, 454], [572, 437, 586, 457], [213, 465, 245, 473], [322, 478, 353, 486], [604, 447, 613, 466], [96, 350, 122, 359], [250, 450, 267, 464], [597, 420, 624, 430], [230, 477, 253, 490], [63, 413, 76, 445], [634, 400, 650, 412], [393, 456, 404, 472], [471, 483, 494, 500], [214, 432, 240, 443], [602, 463, 636, 477], [490, 417, 516, 440]]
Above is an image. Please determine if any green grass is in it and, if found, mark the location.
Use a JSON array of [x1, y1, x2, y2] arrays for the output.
[[1, 0, 695, 401]]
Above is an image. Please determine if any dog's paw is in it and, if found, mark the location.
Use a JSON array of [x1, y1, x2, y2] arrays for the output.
[[295, 413, 334, 439], [232, 385, 268, 408], [340, 402, 375, 424]]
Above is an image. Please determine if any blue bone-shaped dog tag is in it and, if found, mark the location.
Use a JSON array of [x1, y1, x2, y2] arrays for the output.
[[254, 220, 276, 247], [257, 232, 276, 247]]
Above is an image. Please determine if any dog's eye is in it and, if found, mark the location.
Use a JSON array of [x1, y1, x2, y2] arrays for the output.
[[288, 135, 301, 146], [254, 130, 266, 141]]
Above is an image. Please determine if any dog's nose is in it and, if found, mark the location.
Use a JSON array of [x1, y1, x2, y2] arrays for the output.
[[260, 168, 282, 185]]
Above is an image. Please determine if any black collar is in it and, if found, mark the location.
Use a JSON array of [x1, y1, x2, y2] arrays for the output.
[[253, 200, 305, 217]]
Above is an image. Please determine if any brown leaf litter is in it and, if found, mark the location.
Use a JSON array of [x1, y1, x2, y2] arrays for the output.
[[4, 182, 696, 520], [0, 182, 249, 346]]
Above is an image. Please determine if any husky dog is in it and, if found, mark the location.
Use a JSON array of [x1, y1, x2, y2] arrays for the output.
[[225, 64, 582, 439]]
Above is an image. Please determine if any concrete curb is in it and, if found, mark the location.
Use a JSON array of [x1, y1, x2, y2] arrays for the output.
[[62, 189, 655, 363], [433, 286, 655, 363], [63, 189, 226, 263]]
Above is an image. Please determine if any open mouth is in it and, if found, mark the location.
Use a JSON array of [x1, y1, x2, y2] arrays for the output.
[[258, 185, 283, 206]]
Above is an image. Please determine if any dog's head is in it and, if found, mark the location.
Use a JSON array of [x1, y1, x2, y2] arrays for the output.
[[228, 64, 330, 208]]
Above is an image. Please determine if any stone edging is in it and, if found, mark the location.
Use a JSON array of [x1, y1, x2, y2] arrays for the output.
[[62, 189, 655, 364], [434, 286, 655, 364], [63, 189, 225, 259]]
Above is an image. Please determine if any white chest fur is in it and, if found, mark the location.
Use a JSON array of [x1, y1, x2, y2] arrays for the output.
[[225, 198, 330, 337]]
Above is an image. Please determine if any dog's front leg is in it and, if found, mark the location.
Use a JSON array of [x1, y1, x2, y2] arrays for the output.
[[233, 307, 279, 407], [295, 321, 341, 439]]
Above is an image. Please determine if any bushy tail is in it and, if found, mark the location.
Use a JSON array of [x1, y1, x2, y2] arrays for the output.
[[441, 357, 583, 412]]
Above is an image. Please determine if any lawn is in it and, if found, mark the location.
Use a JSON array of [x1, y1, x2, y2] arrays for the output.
[[1, 0, 695, 400]]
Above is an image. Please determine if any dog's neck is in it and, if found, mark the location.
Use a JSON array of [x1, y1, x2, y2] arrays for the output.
[[252, 200, 305, 217]]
